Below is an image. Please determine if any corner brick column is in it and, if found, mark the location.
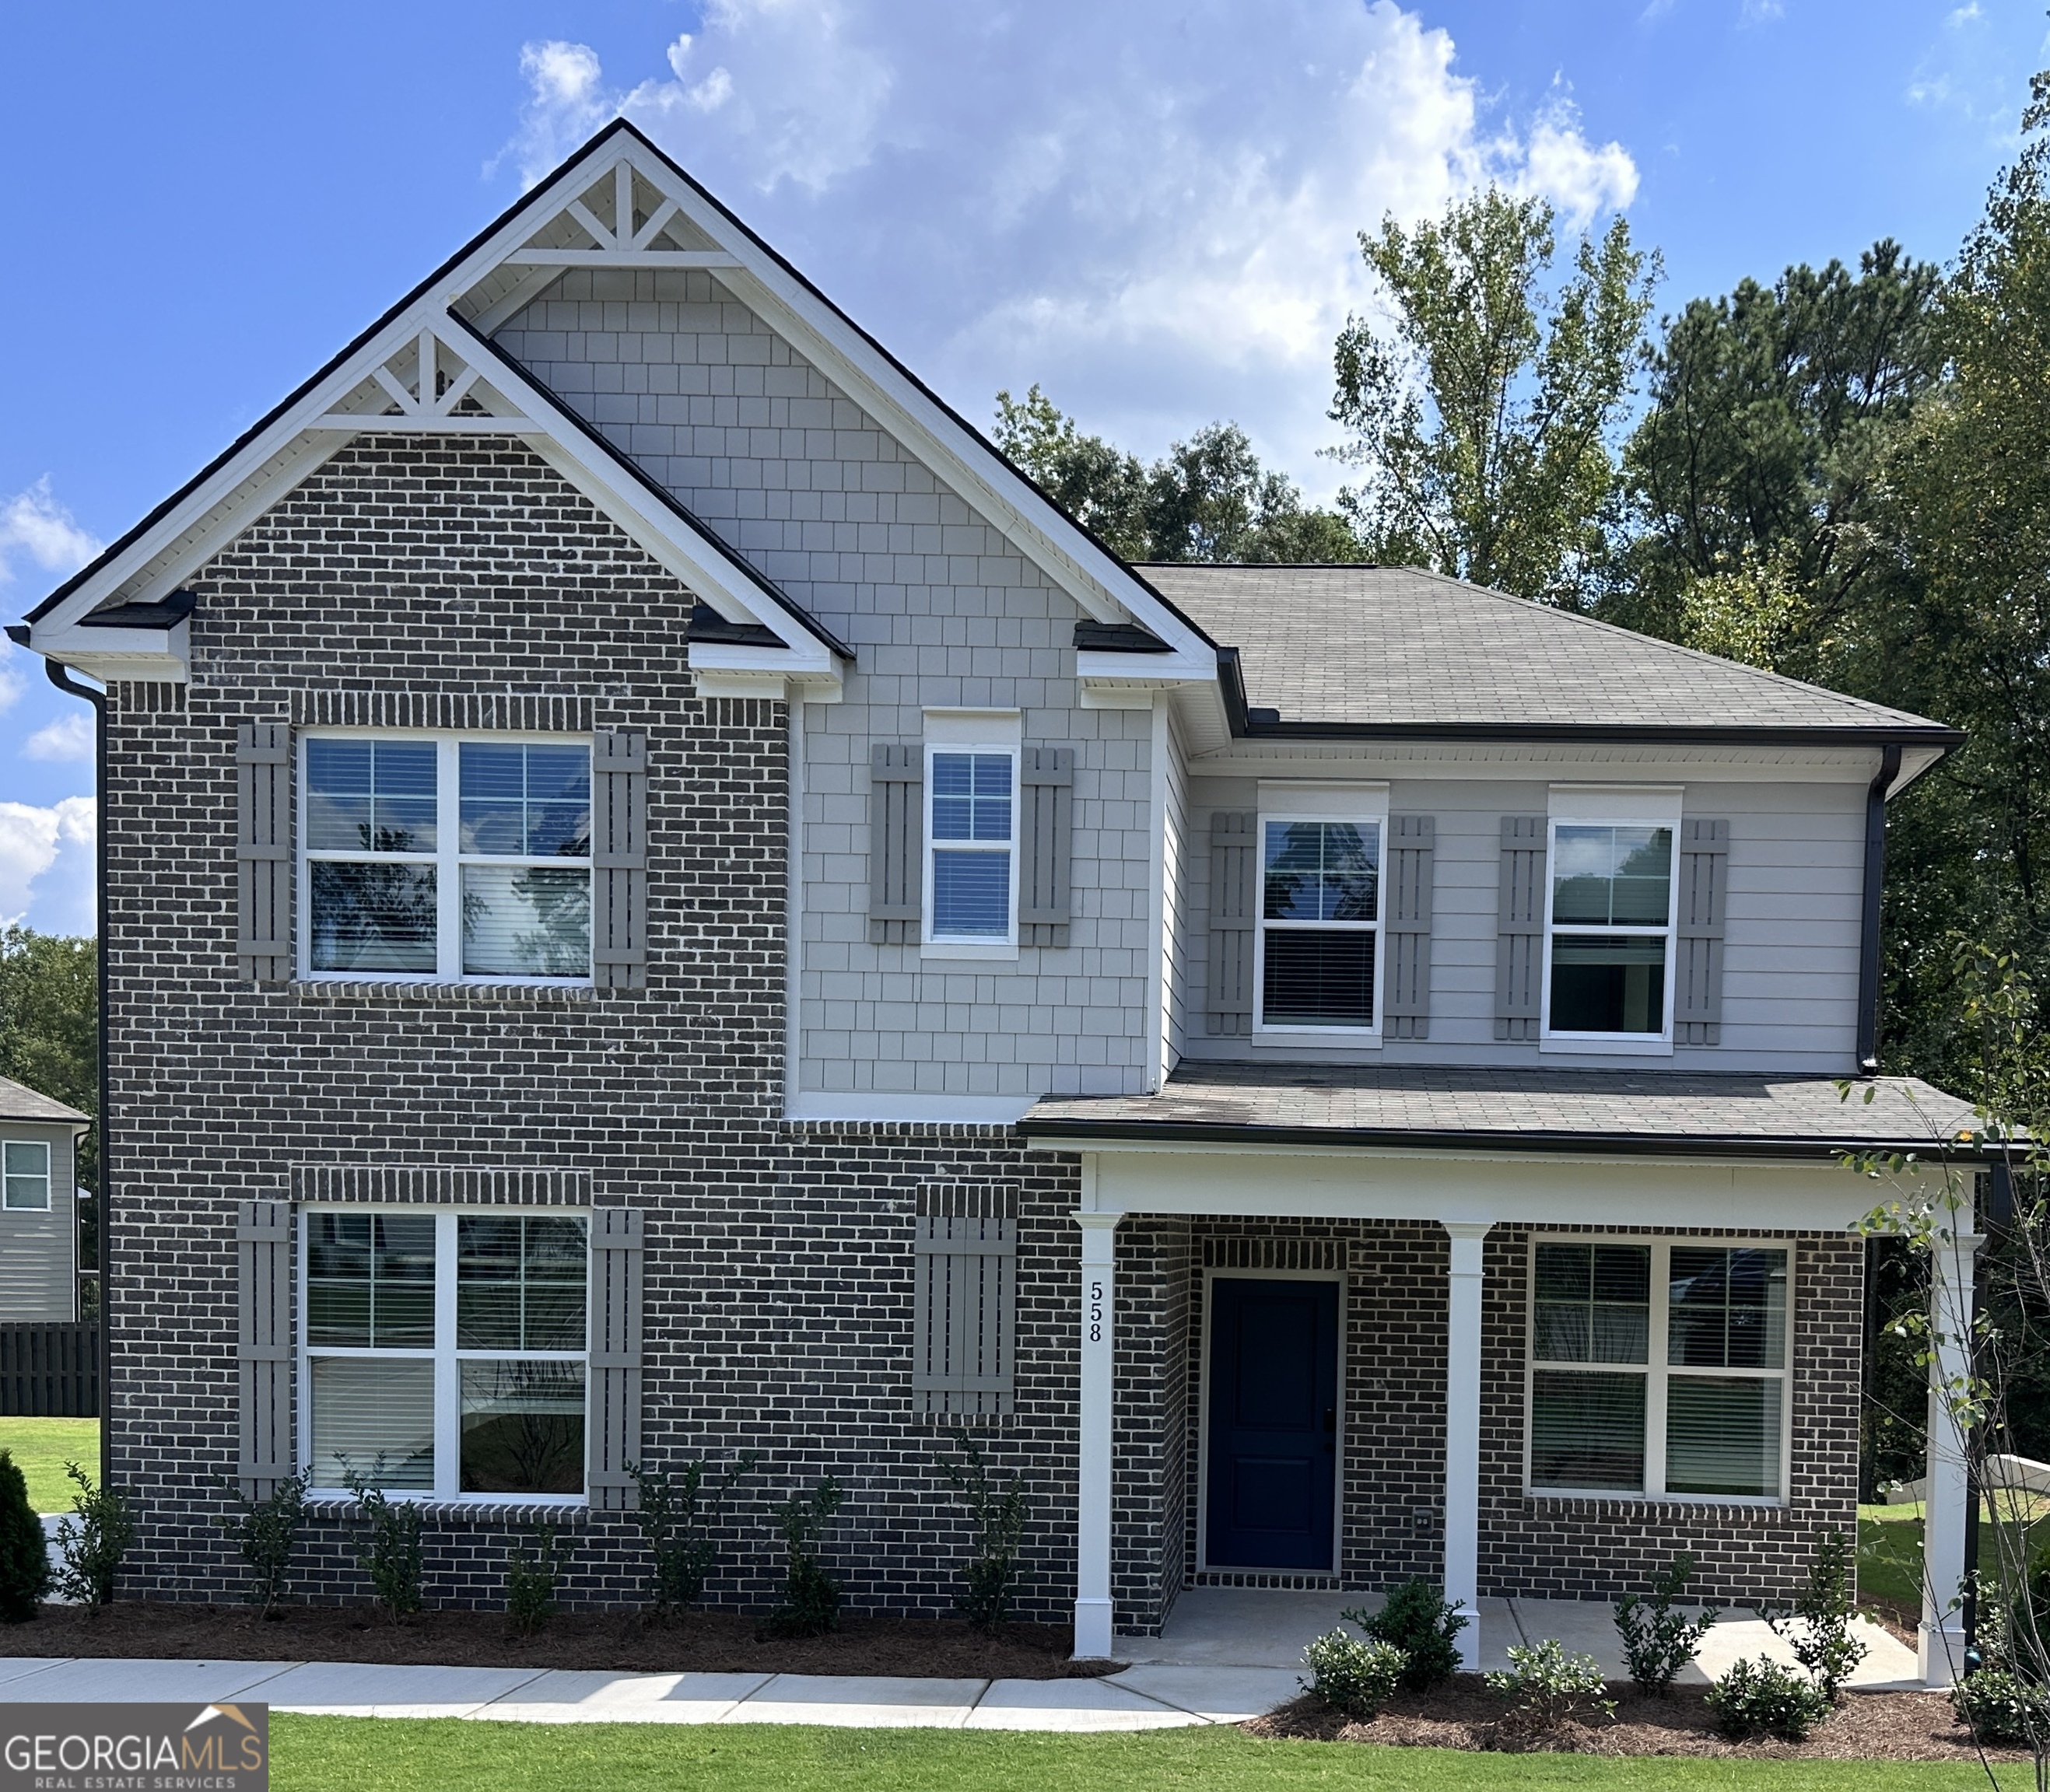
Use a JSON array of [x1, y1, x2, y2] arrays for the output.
[[1074, 1211, 1120, 1658], [1443, 1220, 1491, 1671], [1920, 1225, 1983, 1686]]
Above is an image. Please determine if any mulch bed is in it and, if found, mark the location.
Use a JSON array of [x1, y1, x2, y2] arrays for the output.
[[1246, 1677, 2027, 1763], [0, 1602, 1114, 1680]]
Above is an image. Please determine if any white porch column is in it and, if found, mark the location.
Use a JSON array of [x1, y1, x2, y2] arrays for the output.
[[1919, 1223, 1984, 1688], [1443, 1221, 1491, 1671], [1073, 1211, 1120, 1659]]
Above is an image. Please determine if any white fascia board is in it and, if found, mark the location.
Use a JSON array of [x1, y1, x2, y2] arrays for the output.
[[21, 624, 186, 684]]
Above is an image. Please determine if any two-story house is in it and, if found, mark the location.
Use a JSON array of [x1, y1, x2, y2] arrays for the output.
[[10, 121, 1979, 1680]]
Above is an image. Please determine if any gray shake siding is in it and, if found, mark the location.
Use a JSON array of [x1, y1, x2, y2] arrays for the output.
[[492, 272, 1158, 1101]]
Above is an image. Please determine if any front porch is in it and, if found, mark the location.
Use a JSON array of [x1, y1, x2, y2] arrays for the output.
[[1023, 1063, 1982, 1687]]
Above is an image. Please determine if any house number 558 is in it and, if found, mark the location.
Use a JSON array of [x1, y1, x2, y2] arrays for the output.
[[1087, 1278, 1106, 1344]]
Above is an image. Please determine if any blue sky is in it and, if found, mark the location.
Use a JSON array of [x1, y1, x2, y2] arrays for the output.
[[1, 0, 2039, 933]]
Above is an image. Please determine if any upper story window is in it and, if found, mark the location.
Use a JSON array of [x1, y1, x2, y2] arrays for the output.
[[2, 1140, 51, 1211], [926, 748, 1016, 945], [302, 734, 592, 982], [302, 1208, 589, 1500], [1545, 822, 1674, 1038], [1527, 1238, 1789, 1503], [1256, 815, 1382, 1032]]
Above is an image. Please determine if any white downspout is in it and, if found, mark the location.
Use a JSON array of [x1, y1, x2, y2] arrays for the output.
[[1443, 1221, 1491, 1671]]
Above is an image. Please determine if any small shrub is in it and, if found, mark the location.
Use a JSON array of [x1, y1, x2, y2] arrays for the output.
[[626, 1454, 758, 1615], [1484, 1638, 1615, 1732], [0, 1451, 49, 1622], [936, 1430, 1029, 1633], [54, 1461, 133, 1608], [1953, 1668, 2050, 1751], [505, 1524, 568, 1636], [1299, 1628, 1406, 1720], [342, 1462, 424, 1624], [1614, 1552, 1721, 1696], [1763, 1528, 1866, 1702], [1706, 1655, 1834, 1741], [1351, 1580, 1468, 1689], [216, 1472, 308, 1616], [762, 1477, 844, 1639]]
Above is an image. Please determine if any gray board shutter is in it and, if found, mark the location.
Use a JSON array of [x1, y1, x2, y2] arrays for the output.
[[236, 723, 291, 982], [593, 730, 649, 989], [1676, 818, 1730, 1046], [1383, 814, 1435, 1039], [1020, 747, 1074, 948], [869, 745, 923, 944], [1207, 812, 1257, 1036], [1495, 815, 1547, 1041], [587, 1206, 645, 1510], [911, 1186, 1017, 1419], [237, 1200, 293, 1498]]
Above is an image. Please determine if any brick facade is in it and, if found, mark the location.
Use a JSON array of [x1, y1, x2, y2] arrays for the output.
[[100, 433, 1866, 1632]]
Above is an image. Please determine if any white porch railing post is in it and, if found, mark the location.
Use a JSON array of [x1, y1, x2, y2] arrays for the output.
[[1443, 1221, 1491, 1671], [1919, 1223, 1984, 1688], [1074, 1211, 1120, 1658]]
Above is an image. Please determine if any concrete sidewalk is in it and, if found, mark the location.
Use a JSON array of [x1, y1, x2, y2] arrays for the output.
[[0, 1588, 1926, 1730]]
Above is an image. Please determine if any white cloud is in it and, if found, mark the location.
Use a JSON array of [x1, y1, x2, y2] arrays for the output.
[[1738, 0, 1785, 22], [0, 796, 94, 933], [499, 2, 1639, 495], [0, 478, 100, 586], [23, 712, 93, 763]]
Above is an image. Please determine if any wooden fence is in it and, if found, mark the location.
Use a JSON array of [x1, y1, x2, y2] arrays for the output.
[[0, 1323, 100, 1417]]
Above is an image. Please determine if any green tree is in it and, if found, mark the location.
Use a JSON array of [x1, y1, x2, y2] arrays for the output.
[[1328, 188, 1655, 605], [1614, 240, 1943, 674], [0, 926, 96, 1197], [992, 387, 1360, 565]]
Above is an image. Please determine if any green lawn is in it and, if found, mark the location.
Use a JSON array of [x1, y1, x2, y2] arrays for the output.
[[271, 1718, 2038, 1790], [1860, 1500, 2050, 1612], [0, 1416, 98, 1513]]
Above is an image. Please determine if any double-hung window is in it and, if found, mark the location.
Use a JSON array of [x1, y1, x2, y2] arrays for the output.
[[1256, 812, 1382, 1033], [924, 747, 1017, 947], [2, 1141, 51, 1211], [1545, 821, 1675, 1038], [1528, 1239, 1790, 1502], [302, 734, 593, 982], [302, 1209, 590, 1500]]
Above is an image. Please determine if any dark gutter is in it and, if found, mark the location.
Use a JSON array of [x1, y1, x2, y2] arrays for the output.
[[1857, 744, 1903, 1072], [1232, 719, 1965, 749], [43, 660, 109, 1491], [1015, 1116, 1989, 1164]]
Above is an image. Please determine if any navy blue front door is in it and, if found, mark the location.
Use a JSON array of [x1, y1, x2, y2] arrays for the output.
[[1204, 1277, 1340, 1570]]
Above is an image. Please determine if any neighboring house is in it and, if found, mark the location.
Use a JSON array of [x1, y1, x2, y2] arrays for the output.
[[0, 1076, 88, 1322], [8, 123, 1982, 1681]]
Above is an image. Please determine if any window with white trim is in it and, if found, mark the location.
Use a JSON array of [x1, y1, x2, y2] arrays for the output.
[[924, 747, 1017, 945], [300, 1209, 589, 1500], [301, 734, 592, 982], [2, 1140, 51, 1211], [1256, 817, 1381, 1031], [1544, 822, 1675, 1037], [1527, 1239, 1790, 1502]]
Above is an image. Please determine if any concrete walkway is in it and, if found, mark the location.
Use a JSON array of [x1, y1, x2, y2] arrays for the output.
[[0, 1590, 1926, 1731]]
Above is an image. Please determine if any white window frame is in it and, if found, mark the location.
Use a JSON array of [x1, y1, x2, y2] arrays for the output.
[[1253, 786, 1389, 1039], [921, 713, 1022, 961], [2, 1139, 51, 1212], [1540, 806, 1680, 1054], [1524, 1234, 1793, 1507], [297, 730, 594, 986], [297, 1205, 590, 1507]]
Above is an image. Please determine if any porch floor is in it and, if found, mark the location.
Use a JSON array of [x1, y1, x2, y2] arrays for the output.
[[1123, 1587, 1922, 1691]]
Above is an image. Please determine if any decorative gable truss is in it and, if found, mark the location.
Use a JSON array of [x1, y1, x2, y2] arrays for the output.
[[22, 124, 1222, 719]]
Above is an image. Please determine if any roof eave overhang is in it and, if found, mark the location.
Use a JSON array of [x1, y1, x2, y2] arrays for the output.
[[1018, 1118, 1985, 1164]]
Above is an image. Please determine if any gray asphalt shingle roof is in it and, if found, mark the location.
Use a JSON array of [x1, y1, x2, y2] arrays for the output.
[[0, 1074, 89, 1125], [1139, 564, 1956, 737], [1023, 1062, 1978, 1160]]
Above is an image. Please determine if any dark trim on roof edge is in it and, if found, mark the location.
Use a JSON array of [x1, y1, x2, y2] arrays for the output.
[[1015, 1116, 1985, 1163], [1233, 719, 1967, 749], [78, 590, 197, 630]]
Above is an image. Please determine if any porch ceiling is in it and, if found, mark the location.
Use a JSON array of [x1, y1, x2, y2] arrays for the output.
[[1021, 1062, 1981, 1162]]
